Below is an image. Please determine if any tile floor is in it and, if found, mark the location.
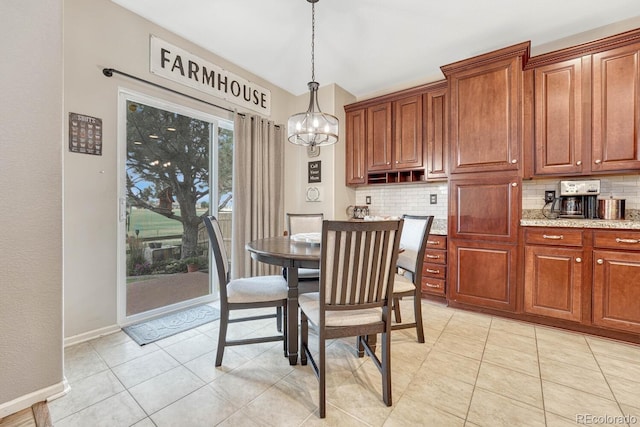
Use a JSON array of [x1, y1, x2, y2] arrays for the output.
[[49, 300, 640, 426]]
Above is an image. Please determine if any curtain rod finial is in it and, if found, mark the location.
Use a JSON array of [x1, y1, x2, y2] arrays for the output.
[[102, 68, 113, 77]]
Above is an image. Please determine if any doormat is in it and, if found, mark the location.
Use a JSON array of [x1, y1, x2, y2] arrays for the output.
[[123, 304, 219, 346]]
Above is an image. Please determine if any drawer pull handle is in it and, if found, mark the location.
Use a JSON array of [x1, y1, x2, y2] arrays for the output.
[[597, 259, 604, 265], [575, 257, 582, 263], [543, 234, 564, 240], [424, 282, 440, 288], [426, 268, 440, 274], [425, 254, 441, 259], [427, 240, 440, 245], [615, 238, 639, 244]]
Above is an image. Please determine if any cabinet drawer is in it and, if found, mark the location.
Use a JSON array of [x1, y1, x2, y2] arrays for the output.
[[422, 262, 445, 279], [426, 234, 447, 248], [524, 228, 584, 246], [594, 230, 640, 251], [421, 277, 445, 295], [423, 248, 446, 265]]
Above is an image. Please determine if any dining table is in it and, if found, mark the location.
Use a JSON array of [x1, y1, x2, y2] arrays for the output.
[[245, 235, 320, 365]]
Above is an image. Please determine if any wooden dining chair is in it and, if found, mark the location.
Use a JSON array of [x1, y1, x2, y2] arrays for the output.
[[285, 213, 323, 291], [299, 219, 404, 418], [392, 214, 434, 343], [203, 215, 288, 366]]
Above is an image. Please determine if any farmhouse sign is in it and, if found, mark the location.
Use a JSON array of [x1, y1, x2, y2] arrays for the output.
[[150, 35, 271, 116]]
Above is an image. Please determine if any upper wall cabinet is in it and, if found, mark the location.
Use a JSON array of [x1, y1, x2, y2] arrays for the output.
[[344, 81, 448, 186], [525, 29, 640, 177], [345, 109, 367, 185], [441, 42, 530, 174]]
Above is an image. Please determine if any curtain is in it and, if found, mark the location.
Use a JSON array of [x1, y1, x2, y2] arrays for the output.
[[231, 112, 284, 278]]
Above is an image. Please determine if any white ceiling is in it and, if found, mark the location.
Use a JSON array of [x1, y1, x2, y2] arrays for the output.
[[111, 0, 640, 99]]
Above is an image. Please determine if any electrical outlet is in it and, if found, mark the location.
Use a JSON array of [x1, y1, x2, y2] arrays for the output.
[[365, 196, 371, 205], [430, 194, 437, 204], [545, 190, 556, 203]]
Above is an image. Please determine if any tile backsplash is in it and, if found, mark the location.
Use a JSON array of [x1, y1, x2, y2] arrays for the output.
[[522, 175, 640, 210], [355, 181, 448, 219], [355, 174, 639, 224]]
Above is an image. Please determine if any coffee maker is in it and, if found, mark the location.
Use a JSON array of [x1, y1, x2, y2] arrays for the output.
[[552, 180, 600, 219]]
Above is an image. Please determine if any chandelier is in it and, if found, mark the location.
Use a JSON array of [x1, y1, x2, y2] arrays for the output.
[[287, 0, 339, 147]]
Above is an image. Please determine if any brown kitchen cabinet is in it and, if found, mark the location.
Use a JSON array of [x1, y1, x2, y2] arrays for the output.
[[525, 30, 640, 178], [424, 83, 448, 180], [345, 108, 367, 185], [523, 228, 586, 322], [592, 42, 640, 172], [449, 239, 518, 312], [344, 81, 447, 186], [448, 174, 520, 312], [421, 234, 447, 297], [527, 57, 587, 176], [441, 42, 529, 174], [592, 230, 640, 334], [367, 102, 393, 172]]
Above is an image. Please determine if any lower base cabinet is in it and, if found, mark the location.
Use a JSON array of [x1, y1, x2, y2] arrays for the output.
[[593, 248, 640, 334], [421, 235, 447, 297], [523, 228, 640, 336], [448, 239, 517, 311], [523, 229, 586, 322]]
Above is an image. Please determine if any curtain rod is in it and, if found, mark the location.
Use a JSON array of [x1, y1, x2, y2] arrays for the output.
[[102, 67, 280, 127]]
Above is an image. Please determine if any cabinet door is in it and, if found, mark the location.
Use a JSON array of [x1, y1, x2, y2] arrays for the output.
[[449, 239, 517, 311], [367, 102, 392, 171], [449, 175, 520, 243], [393, 94, 423, 170], [524, 245, 584, 322], [345, 109, 366, 185], [592, 44, 640, 172], [593, 250, 640, 334], [425, 87, 448, 179], [448, 56, 522, 173], [533, 58, 585, 175]]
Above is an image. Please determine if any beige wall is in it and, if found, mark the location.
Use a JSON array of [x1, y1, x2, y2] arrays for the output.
[[0, 0, 64, 412]]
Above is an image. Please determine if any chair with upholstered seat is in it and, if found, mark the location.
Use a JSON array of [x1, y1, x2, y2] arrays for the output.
[[392, 214, 434, 343], [203, 215, 288, 366], [299, 219, 404, 418], [285, 213, 323, 291]]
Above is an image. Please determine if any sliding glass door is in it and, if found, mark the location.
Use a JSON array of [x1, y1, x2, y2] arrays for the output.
[[117, 90, 233, 324]]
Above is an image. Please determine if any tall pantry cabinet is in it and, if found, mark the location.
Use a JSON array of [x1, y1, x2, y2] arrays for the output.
[[441, 42, 529, 312]]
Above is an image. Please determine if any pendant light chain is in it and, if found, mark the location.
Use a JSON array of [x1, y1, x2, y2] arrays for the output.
[[311, 1, 315, 82]]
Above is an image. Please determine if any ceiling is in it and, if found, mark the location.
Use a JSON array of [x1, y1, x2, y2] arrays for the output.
[[111, 0, 640, 99]]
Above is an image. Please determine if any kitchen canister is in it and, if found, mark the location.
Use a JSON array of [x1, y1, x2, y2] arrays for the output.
[[597, 198, 626, 220]]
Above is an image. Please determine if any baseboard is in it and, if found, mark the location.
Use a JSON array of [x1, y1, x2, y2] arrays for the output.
[[64, 324, 121, 348], [0, 379, 67, 419]]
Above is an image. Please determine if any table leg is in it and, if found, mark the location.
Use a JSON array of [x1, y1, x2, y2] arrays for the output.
[[286, 267, 299, 365]]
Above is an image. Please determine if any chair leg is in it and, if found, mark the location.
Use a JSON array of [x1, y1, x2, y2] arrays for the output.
[[282, 303, 288, 357], [380, 331, 392, 407], [413, 289, 425, 343], [319, 334, 326, 418], [392, 296, 402, 323], [276, 306, 283, 332], [356, 336, 365, 358], [215, 307, 229, 367], [300, 310, 308, 365]]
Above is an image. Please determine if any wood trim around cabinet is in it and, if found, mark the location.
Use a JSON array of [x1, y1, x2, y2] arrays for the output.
[[526, 27, 640, 69], [345, 80, 447, 112]]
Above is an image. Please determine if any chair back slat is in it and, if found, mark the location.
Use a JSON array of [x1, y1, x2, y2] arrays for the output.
[[320, 220, 403, 312], [203, 215, 229, 301]]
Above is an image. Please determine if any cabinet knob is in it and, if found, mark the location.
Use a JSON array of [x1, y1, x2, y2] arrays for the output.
[[395, 161, 399, 164], [576, 160, 582, 166], [576, 257, 582, 263], [594, 159, 602, 164], [511, 182, 518, 187], [511, 159, 517, 164], [597, 259, 604, 265]]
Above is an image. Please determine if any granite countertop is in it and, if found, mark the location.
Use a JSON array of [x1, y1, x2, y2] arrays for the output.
[[520, 218, 640, 230], [429, 219, 447, 235], [521, 209, 640, 229]]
